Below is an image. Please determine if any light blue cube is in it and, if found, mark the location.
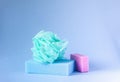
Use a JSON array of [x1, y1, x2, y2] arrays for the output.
[[25, 59, 74, 76]]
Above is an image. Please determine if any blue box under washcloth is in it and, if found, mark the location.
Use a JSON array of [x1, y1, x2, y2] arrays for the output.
[[25, 59, 74, 76]]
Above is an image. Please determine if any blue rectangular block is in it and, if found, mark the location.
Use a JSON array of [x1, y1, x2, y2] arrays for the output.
[[25, 59, 74, 76]]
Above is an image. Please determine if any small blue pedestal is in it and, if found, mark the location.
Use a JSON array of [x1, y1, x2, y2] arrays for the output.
[[25, 59, 74, 76]]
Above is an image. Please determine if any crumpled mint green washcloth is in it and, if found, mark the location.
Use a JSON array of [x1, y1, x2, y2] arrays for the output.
[[31, 31, 68, 63]]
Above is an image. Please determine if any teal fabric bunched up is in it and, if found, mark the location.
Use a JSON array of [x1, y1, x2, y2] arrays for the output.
[[31, 31, 68, 63]]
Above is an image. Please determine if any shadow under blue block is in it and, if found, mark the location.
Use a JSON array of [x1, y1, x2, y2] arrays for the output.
[[25, 59, 74, 76]]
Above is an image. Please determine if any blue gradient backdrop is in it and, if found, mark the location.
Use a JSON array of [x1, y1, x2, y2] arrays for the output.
[[0, 0, 120, 82]]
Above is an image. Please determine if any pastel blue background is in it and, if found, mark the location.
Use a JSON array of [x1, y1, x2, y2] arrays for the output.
[[0, 0, 120, 82]]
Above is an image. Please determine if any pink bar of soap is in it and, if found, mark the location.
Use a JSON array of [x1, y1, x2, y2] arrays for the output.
[[71, 54, 89, 72]]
